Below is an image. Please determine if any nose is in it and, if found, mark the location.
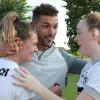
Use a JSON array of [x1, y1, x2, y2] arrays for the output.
[[48, 27, 55, 36], [74, 35, 78, 43], [34, 45, 38, 52]]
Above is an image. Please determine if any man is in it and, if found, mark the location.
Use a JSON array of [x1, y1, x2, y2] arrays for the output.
[[0, 3, 86, 100], [19, 3, 86, 100]]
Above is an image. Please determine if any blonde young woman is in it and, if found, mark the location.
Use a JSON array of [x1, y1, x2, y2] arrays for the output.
[[75, 11, 100, 100], [0, 11, 38, 100]]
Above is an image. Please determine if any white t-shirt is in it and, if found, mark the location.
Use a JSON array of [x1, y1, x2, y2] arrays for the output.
[[0, 57, 35, 100], [77, 61, 100, 99], [77, 62, 90, 88]]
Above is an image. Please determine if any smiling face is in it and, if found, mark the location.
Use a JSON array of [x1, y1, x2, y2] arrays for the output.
[[74, 19, 93, 56], [75, 12, 100, 59], [20, 31, 38, 62], [33, 15, 58, 50]]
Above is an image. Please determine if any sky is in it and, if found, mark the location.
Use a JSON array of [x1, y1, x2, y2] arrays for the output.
[[27, 0, 69, 49]]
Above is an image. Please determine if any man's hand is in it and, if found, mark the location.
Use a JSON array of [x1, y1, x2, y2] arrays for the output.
[[0, 37, 23, 57], [50, 83, 62, 97]]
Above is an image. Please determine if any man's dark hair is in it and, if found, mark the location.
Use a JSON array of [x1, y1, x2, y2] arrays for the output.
[[32, 3, 59, 23]]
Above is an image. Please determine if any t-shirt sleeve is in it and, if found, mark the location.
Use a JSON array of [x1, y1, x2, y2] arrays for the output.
[[14, 87, 35, 100], [11, 67, 35, 100], [86, 64, 100, 92], [84, 63, 100, 99]]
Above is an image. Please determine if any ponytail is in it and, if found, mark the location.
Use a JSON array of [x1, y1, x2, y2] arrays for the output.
[[0, 11, 19, 51]]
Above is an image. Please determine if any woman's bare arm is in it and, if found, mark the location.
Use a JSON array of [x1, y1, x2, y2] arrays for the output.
[[12, 67, 65, 100]]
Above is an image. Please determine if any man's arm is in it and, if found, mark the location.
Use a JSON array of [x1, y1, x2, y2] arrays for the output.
[[60, 49, 86, 74], [67, 56, 86, 74]]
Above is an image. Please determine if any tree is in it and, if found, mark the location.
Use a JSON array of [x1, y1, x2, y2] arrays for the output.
[[0, 0, 32, 20], [63, 0, 100, 53]]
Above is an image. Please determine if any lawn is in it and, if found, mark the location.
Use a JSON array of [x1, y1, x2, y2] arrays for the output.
[[62, 74, 79, 100]]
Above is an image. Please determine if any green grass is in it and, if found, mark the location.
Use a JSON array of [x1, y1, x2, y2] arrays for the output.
[[62, 74, 79, 100]]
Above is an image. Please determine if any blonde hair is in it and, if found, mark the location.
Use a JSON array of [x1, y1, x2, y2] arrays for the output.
[[85, 11, 100, 31], [0, 11, 34, 52]]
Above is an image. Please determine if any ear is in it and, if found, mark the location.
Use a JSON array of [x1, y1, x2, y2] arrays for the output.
[[97, 40, 100, 44], [91, 28, 99, 38], [91, 29, 100, 44], [15, 37, 21, 42], [31, 22, 35, 27], [15, 37, 24, 51]]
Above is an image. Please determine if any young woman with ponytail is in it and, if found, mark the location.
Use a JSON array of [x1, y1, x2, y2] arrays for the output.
[[0, 11, 38, 100]]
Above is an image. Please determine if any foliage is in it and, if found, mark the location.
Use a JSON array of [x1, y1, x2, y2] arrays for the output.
[[72, 50, 81, 56], [0, 0, 32, 20], [63, 0, 100, 53]]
